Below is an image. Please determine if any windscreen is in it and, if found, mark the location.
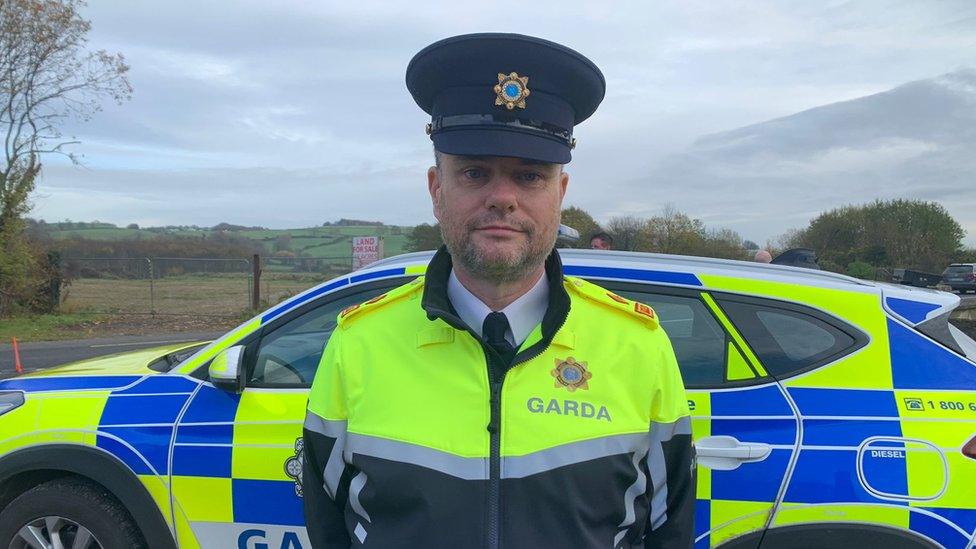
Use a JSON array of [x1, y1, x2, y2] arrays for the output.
[[943, 265, 974, 276]]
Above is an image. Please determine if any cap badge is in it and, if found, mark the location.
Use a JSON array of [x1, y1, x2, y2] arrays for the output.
[[494, 72, 530, 110], [551, 357, 592, 392]]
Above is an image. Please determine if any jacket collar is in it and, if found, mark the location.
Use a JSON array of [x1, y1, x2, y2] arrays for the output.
[[421, 245, 571, 361]]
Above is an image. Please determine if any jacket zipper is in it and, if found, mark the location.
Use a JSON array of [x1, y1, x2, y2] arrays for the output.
[[485, 313, 569, 549], [486, 355, 504, 549]]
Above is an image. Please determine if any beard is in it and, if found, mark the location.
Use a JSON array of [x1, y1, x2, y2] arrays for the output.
[[442, 212, 556, 283]]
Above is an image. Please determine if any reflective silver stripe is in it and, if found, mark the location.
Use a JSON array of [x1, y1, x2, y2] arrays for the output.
[[647, 417, 692, 531], [501, 433, 647, 479], [305, 412, 348, 498], [304, 412, 346, 437], [349, 471, 372, 523], [345, 433, 489, 480], [354, 522, 367, 544], [614, 438, 652, 547]]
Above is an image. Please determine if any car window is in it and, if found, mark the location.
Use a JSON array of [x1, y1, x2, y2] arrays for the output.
[[756, 310, 837, 362], [718, 297, 865, 378], [613, 289, 728, 387], [943, 265, 974, 276], [248, 283, 399, 388]]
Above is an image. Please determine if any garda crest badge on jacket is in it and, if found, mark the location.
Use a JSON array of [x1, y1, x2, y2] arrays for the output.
[[551, 357, 592, 392]]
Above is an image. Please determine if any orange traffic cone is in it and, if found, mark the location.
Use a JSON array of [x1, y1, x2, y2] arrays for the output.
[[12, 337, 23, 374]]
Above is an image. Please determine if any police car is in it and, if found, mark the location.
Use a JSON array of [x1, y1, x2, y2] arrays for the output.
[[1, 249, 975, 548]]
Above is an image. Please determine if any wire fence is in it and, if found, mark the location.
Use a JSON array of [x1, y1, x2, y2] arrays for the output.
[[60, 255, 356, 318]]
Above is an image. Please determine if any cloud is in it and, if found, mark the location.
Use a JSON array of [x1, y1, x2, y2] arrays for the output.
[[613, 68, 976, 246], [26, 1, 976, 250]]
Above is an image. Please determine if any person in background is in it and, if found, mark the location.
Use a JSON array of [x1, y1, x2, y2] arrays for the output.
[[754, 249, 772, 263], [590, 231, 613, 250]]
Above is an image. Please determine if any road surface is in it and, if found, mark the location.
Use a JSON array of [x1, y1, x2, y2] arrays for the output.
[[0, 332, 223, 378]]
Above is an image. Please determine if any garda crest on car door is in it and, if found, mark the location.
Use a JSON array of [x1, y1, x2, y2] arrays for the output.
[[171, 282, 398, 548]]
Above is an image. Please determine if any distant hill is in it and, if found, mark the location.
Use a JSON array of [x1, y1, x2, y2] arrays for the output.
[[32, 221, 413, 260]]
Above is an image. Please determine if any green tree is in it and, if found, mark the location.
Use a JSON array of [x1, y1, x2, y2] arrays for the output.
[[846, 261, 876, 280], [560, 205, 602, 248], [406, 223, 443, 252], [793, 199, 964, 274], [647, 204, 706, 254], [952, 248, 976, 264], [695, 228, 748, 260]]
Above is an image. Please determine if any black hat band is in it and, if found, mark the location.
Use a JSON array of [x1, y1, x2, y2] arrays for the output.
[[432, 86, 575, 130], [429, 115, 575, 148]]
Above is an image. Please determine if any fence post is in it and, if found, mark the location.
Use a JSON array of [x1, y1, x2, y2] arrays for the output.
[[46, 251, 62, 312], [252, 254, 262, 310], [147, 258, 156, 317]]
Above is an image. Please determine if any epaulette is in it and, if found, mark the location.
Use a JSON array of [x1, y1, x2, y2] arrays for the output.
[[337, 276, 424, 328], [564, 276, 659, 329]]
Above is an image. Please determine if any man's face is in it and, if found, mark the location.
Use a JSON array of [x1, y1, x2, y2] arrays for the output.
[[590, 237, 611, 250], [428, 153, 568, 283]]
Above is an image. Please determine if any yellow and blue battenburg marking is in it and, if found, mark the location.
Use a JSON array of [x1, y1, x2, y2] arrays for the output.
[[691, 383, 797, 547], [2, 256, 974, 548]]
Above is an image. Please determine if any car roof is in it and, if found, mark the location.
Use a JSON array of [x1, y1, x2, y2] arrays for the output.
[[372, 248, 873, 289], [263, 248, 959, 327]]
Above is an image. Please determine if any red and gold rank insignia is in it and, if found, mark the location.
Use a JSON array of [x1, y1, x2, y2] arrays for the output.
[[551, 357, 592, 392], [634, 302, 655, 319], [339, 303, 360, 318], [607, 292, 629, 304], [494, 72, 530, 110]]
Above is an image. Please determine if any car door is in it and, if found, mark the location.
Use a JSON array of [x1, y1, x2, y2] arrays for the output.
[[608, 283, 799, 549], [717, 291, 976, 548], [170, 279, 405, 548]]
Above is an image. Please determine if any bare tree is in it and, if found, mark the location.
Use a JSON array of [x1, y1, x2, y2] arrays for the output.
[[606, 215, 650, 251], [0, 0, 131, 232], [0, 0, 130, 313]]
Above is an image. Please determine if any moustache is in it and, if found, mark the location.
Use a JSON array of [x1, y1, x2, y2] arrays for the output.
[[465, 215, 533, 234]]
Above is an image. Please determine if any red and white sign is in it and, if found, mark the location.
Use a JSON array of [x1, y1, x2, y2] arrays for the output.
[[352, 236, 383, 270]]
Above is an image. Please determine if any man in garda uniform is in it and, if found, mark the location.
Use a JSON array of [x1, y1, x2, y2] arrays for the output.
[[303, 33, 695, 548]]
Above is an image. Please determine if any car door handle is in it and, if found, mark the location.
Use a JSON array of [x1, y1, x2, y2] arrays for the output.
[[695, 435, 771, 471]]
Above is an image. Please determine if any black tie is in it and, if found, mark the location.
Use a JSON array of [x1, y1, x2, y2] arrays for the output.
[[483, 312, 516, 365]]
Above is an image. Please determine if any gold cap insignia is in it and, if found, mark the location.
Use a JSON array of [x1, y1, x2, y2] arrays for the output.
[[551, 357, 592, 392], [494, 72, 530, 110]]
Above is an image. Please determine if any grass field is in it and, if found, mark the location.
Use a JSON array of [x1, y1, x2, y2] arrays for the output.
[[44, 224, 412, 260], [64, 273, 324, 317], [1, 272, 337, 341]]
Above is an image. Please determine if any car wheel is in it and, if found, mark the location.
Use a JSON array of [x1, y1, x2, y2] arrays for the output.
[[0, 477, 146, 549]]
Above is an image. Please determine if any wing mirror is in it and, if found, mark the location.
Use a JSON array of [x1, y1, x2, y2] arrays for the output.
[[209, 345, 246, 393]]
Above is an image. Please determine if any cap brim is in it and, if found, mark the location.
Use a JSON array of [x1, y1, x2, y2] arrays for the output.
[[432, 127, 571, 164]]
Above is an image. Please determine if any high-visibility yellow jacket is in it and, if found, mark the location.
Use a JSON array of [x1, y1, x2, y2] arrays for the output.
[[303, 248, 695, 548]]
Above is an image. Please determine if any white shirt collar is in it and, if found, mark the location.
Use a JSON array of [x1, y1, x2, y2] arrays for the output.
[[447, 269, 549, 347]]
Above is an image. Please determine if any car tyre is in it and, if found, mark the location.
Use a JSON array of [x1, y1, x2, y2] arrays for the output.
[[0, 477, 147, 549]]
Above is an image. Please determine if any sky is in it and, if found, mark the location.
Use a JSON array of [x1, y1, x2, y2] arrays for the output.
[[30, 0, 976, 246]]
